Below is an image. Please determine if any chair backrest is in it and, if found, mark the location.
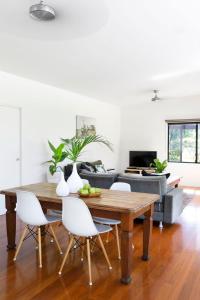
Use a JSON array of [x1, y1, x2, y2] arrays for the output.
[[62, 197, 98, 237], [110, 182, 131, 192], [16, 191, 48, 226]]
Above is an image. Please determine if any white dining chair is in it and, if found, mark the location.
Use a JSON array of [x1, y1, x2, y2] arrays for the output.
[[13, 190, 63, 268], [93, 182, 131, 259], [110, 182, 131, 192], [58, 197, 112, 286]]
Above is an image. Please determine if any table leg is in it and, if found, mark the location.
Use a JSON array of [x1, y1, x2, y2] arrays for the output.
[[6, 195, 17, 250], [142, 204, 153, 261], [120, 213, 133, 284], [41, 207, 47, 236]]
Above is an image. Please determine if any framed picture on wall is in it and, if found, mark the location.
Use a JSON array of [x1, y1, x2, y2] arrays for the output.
[[76, 115, 96, 137]]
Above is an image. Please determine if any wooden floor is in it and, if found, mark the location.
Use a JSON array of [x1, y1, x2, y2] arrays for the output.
[[1, 188, 200, 300]]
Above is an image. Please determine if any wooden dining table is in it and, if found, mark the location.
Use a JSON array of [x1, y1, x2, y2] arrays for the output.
[[1, 183, 159, 284]]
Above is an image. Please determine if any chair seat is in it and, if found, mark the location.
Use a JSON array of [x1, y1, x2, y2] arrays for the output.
[[45, 214, 62, 224], [95, 223, 112, 234], [93, 216, 121, 226]]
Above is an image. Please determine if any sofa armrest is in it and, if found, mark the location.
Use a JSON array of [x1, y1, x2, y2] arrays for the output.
[[163, 188, 184, 224]]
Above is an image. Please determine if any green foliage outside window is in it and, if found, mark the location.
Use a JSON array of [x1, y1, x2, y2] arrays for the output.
[[168, 123, 199, 163]]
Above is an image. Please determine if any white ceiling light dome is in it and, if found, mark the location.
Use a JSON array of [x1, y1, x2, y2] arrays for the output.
[[29, 1, 56, 21], [151, 90, 161, 102]]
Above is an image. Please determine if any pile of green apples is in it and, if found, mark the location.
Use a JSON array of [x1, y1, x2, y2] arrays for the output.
[[79, 184, 101, 196]]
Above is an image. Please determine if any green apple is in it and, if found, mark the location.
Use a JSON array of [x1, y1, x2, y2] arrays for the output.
[[89, 188, 96, 194], [83, 184, 91, 190], [80, 189, 89, 195], [95, 188, 101, 193]]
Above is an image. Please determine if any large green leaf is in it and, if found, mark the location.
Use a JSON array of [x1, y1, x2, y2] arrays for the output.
[[48, 140, 56, 153], [61, 134, 113, 162], [46, 141, 67, 175], [49, 165, 56, 175]]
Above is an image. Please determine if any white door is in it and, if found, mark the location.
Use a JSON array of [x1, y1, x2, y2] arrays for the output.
[[0, 107, 21, 215]]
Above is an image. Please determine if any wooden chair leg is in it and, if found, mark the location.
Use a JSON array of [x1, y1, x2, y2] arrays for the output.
[[58, 236, 74, 275], [115, 224, 121, 260], [98, 235, 112, 270], [38, 227, 42, 268], [106, 231, 109, 243], [13, 226, 28, 261], [86, 238, 92, 286], [81, 237, 85, 261], [49, 224, 63, 255], [90, 237, 96, 254]]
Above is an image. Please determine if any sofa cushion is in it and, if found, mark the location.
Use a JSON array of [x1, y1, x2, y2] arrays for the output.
[[91, 160, 103, 166]]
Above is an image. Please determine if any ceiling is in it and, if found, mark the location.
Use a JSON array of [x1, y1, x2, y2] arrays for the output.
[[1, 0, 200, 105]]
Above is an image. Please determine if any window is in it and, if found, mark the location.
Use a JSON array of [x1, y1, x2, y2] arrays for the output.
[[168, 122, 199, 163]]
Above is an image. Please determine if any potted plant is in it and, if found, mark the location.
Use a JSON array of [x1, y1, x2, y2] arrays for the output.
[[47, 141, 69, 196], [47, 141, 67, 175], [61, 135, 112, 193], [150, 159, 168, 174]]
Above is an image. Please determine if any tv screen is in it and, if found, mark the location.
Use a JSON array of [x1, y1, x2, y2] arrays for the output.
[[129, 151, 157, 168]]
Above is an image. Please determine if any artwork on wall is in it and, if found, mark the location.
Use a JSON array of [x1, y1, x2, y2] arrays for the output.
[[76, 115, 96, 137]]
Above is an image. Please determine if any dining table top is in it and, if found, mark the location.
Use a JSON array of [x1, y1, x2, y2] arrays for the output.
[[0, 182, 160, 214]]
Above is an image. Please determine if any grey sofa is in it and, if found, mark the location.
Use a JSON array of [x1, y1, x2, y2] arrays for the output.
[[78, 171, 184, 228], [116, 175, 183, 227]]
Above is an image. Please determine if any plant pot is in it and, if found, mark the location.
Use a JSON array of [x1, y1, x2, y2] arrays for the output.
[[56, 172, 70, 197], [67, 163, 83, 193]]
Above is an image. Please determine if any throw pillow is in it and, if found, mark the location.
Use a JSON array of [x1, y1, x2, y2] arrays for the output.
[[91, 160, 103, 166], [80, 162, 96, 173], [95, 164, 107, 174]]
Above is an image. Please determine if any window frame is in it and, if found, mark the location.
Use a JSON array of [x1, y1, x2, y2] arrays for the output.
[[167, 122, 200, 164]]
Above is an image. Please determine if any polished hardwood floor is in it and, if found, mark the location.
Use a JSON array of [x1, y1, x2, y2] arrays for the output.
[[1, 188, 200, 300]]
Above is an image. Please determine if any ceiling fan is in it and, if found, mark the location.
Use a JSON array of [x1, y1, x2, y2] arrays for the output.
[[151, 90, 161, 102]]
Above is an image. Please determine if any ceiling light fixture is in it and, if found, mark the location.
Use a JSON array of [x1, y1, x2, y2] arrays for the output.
[[29, 1, 56, 21], [151, 90, 160, 102]]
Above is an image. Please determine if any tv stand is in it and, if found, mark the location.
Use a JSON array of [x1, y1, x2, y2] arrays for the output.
[[125, 167, 155, 175]]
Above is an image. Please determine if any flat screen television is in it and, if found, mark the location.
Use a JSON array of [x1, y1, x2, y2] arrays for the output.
[[129, 151, 157, 168]]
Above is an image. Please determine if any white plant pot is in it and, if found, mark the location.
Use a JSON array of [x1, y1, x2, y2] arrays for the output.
[[67, 163, 83, 193], [56, 172, 70, 197]]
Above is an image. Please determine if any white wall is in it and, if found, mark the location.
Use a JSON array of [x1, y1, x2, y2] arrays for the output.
[[120, 99, 200, 187], [0, 71, 120, 185]]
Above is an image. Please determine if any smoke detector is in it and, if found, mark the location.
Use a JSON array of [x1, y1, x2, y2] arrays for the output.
[[151, 90, 161, 102], [29, 1, 56, 21]]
